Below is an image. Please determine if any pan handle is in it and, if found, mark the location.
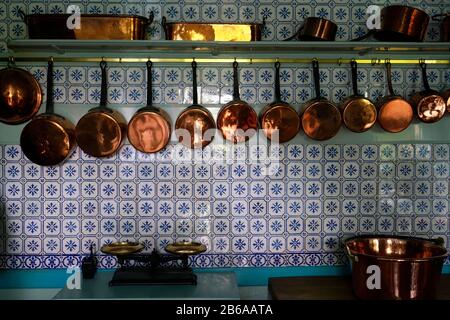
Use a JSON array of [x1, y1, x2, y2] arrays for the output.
[[162, 16, 168, 40], [350, 60, 359, 96], [274, 61, 281, 102], [420, 62, 432, 92], [283, 25, 304, 41], [312, 59, 321, 99], [432, 13, 449, 21], [232, 61, 240, 101], [345, 244, 358, 262], [146, 60, 153, 106], [385, 61, 395, 96], [191, 60, 198, 105], [46, 58, 54, 115], [100, 60, 108, 107], [18, 9, 27, 24]]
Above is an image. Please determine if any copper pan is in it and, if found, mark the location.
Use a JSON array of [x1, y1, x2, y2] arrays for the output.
[[340, 60, 377, 133], [300, 60, 341, 141], [410, 63, 446, 123], [0, 57, 42, 125], [260, 61, 300, 143], [20, 59, 76, 166], [285, 17, 337, 41], [217, 61, 258, 143], [442, 88, 450, 113], [175, 61, 216, 149], [128, 61, 171, 153], [378, 62, 413, 133], [75, 61, 127, 157]]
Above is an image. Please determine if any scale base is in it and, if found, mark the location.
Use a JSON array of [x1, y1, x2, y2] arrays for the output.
[[109, 268, 198, 286]]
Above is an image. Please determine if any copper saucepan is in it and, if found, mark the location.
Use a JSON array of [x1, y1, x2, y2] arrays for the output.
[[442, 87, 450, 113], [20, 59, 76, 166], [260, 61, 300, 143], [75, 61, 127, 157], [410, 63, 446, 123], [378, 62, 413, 133], [300, 60, 341, 141], [340, 60, 377, 133], [285, 17, 337, 41], [217, 61, 258, 143], [175, 61, 216, 149], [0, 57, 42, 125], [432, 13, 450, 42], [128, 61, 171, 153]]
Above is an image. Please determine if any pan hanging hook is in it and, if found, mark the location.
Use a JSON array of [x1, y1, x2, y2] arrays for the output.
[[8, 56, 15, 67], [337, 58, 342, 66]]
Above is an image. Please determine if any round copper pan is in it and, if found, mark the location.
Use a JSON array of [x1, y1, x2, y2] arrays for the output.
[[0, 57, 42, 125], [128, 61, 171, 153], [217, 61, 258, 143], [441, 88, 450, 113], [340, 60, 377, 133], [378, 62, 413, 133], [175, 61, 216, 149], [410, 63, 446, 123], [20, 59, 76, 166], [300, 60, 341, 141], [260, 62, 300, 143], [75, 61, 127, 157]]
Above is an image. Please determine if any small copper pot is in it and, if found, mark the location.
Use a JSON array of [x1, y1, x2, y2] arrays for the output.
[[259, 62, 300, 143], [128, 61, 171, 153], [378, 62, 413, 133], [300, 60, 341, 141], [75, 61, 127, 157], [217, 61, 258, 143], [175, 61, 216, 149], [410, 63, 446, 123], [20, 59, 76, 166], [286, 17, 337, 41], [433, 13, 450, 42], [340, 60, 377, 133]]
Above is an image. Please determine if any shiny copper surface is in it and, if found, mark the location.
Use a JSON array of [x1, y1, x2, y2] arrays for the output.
[[101, 241, 144, 256], [412, 93, 446, 123], [374, 5, 430, 42], [301, 99, 342, 141], [442, 88, 450, 113], [218, 100, 258, 143], [0, 66, 42, 125], [378, 97, 413, 133], [341, 97, 377, 133], [299, 17, 337, 41], [176, 106, 216, 149], [260, 102, 300, 143], [345, 235, 448, 300], [165, 241, 207, 256]]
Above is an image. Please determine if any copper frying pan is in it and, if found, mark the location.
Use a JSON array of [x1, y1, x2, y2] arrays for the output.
[[128, 61, 171, 153], [217, 61, 258, 143], [410, 63, 446, 123], [378, 62, 413, 133], [0, 57, 42, 125], [75, 61, 127, 157], [175, 61, 216, 149], [300, 60, 341, 141], [20, 59, 76, 166], [340, 60, 377, 133], [260, 61, 300, 143]]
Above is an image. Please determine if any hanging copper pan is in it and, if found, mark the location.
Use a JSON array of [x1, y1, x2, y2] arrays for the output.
[[75, 60, 127, 157], [0, 57, 42, 125], [217, 61, 258, 143], [340, 60, 377, 133], [128, 61, 171, 153], [442, 88, 450, 113], [300, 60, 341, 141], [378, 61, 413, 133], [410, 63, 446, 123], [260, 61, 300, 143], [20, 59, 76, 166], [175, 61, 216, 149]]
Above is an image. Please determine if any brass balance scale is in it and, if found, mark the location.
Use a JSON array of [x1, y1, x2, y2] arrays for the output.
[[100, 240, 206, 286]]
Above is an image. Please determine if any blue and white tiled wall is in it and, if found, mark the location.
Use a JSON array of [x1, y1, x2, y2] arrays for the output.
[[0, 0, 450, 269]]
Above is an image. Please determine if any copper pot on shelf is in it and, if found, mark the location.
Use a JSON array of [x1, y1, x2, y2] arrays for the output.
[[410, 62, 446, 123], [300, 60, 341, 141], [340, 60, 377, 133], [128, 61, 171, 153], [259, 61, 300, 143], [285, 17, 337, 41], [20, 59, 76, 166], [217, 61, 258, 143], [378, 61, 413, 133]]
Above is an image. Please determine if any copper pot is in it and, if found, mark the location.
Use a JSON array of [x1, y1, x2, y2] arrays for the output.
[[75, 61, 127, 157], [300, 60, 341, 141], [340, 60, 377, 133], [433, 13, 450, 42], [378, 62, 413, 133], [286, 17, 337, 41], [175, 61, 216, 149], [0, 57, 42, 125], [442, 88, 450, 113], [20, 59, 76, 166], [345, 235, 448, 300], [410, 63, 446, 123], [128, 61, 171, 153], [259, 62, 300, 143], [217, 61, 258, 143], [374, 5, 430, 42]]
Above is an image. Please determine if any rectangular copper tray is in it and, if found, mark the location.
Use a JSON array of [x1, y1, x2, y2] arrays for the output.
[[162, 18, 263, 41], [21, 13, 153, 40]]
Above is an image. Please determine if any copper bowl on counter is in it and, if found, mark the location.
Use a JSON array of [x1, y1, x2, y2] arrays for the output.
[[345, 235, 448, 300]]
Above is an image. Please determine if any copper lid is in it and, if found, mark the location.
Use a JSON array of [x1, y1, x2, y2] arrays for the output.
[[342, 97, 377, 133], [302, 100, 342, 141], [378, 97, 413, 133]]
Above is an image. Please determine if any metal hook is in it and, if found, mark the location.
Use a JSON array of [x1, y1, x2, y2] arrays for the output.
[[249, 58, 253, 65], [49, 56, 54, 63], [8, 56, 15, 66], [384, 58, 391, 65], [419, 58, 426, 65], [337, 58, 342, 66]]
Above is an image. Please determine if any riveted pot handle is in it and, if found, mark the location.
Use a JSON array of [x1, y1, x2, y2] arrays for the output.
[[420, 62, 431, 92], [232, 61, 240, 101], [100, 60, 108, 107], [385, 61, 395, 96], [46, 58, 54, 115], [345, 244, 358, 262], [350, 60, 359, 96], [191, 60, 198, 105], [274, 61, 281, 102], [18, 9, 27, 24], [312, 59, 321, 99], [146, 60, 153, 106]]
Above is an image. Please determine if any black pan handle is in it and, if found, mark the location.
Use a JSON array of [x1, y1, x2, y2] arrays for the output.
[[18, 9, 27, 24], [350, 60, 359, 96], [46, 58, 54, 115], [146, 60, 153, 106], [420, 62, 431, 92], [350, 29, 375, 42], [192, 60, 198, 105], [385, 61, 395, 96], [312, 59, 321, 99], [232, 61, 240, 100], [274, 61, 281, 102], [100, 60, 108, 107], [162, 16, 168, 40], [283, 25, 304, 41]]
